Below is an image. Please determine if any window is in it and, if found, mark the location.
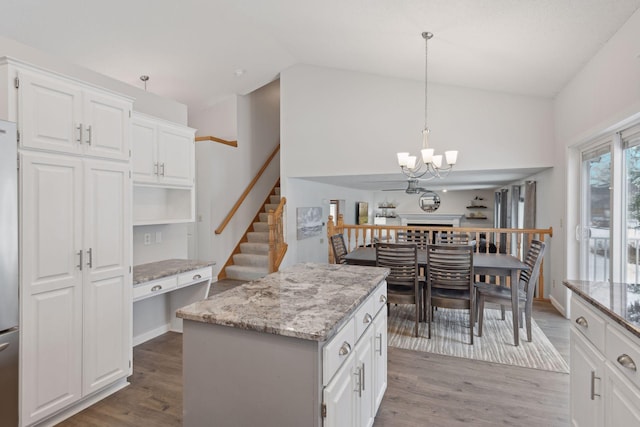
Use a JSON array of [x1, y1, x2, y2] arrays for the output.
[[580, 122, 640, 284]]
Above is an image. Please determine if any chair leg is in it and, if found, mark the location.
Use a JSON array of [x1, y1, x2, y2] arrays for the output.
[[525, 302, 533, 342], [500, 304, 505, 320], [414, 301, 419, 337], [469, 302, 474, 345], [478, 295, 485, 337]]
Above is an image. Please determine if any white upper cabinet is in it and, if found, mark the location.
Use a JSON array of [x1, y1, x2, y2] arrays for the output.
[[15, 67, 132, 160], [132, 112, 195, 187]]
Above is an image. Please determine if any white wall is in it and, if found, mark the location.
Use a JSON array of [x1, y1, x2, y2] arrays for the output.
[[280, 64, 555, 179], [191, 80, 281, 277], [190, 95, 238, 141], [551, 8, 640, 314]]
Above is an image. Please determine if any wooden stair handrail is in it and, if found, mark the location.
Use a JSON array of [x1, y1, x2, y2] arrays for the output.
[[215, 144, 281, 234], [195, 135, 238, 147]]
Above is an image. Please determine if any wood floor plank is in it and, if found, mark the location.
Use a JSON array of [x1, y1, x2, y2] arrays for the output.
[[60, 282, 570, 426]]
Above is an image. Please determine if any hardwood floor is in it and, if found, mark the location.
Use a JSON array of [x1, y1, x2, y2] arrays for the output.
[[60, 280, 570, 426]]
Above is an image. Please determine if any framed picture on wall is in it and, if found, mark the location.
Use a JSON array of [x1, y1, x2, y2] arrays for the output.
[[356, 202, 368, 225], [296, 207, 323, 240]]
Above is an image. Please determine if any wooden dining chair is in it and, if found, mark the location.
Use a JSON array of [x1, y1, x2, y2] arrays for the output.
[[376, 242, 421, 337], [437, 231, 470, 245], [330, 233, 348, 264], [425, 244, 475, 344], [476, 240, 546, 343], [396, 229, 430, 249]]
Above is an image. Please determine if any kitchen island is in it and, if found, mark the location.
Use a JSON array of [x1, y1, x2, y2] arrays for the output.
[[176, 262, 389, 427]]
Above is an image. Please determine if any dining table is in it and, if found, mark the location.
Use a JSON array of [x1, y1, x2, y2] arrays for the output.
[[344, 246, 530, 346]]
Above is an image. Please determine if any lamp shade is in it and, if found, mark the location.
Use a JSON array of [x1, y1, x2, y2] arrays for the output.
[[406, 155, 417, 169], [397, 152, 409, 166], [421, 148, 434, 164], [445, 150, 458, 165]]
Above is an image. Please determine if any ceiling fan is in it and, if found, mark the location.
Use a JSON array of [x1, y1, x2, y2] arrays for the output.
[[382, 178, 429, 194]]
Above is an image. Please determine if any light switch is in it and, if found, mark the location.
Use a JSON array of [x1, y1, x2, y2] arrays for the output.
[[144, 233, 151, 245]]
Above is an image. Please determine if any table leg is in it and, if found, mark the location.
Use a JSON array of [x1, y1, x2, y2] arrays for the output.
[[511, 269, 519, 346]]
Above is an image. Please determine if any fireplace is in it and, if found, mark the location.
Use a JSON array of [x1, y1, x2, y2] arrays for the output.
[[399, 214, 463, 227]]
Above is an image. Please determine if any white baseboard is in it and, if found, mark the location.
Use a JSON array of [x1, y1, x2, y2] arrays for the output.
[[133, 323, 171, 347], [34, 379, 129, 427], [549, 295, 568, 319]]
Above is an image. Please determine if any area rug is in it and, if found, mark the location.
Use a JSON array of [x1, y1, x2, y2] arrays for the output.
[[387, 305, 569, 373]]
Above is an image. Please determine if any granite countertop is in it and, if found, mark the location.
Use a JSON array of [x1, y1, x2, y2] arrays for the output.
[[133, 259, 216, 285], [564, 279, 640, 339], [176, 263, 389, 342]]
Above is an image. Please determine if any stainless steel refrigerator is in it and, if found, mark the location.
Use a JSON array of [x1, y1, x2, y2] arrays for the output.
[[0, 120, 18, 427]]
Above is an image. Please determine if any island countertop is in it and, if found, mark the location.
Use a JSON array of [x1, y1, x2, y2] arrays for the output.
[[564, 279, 640, 339], [176, 262, 389, 342]]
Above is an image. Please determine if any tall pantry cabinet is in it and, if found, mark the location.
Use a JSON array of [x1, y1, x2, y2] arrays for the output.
[[0, 58, 133, 427]]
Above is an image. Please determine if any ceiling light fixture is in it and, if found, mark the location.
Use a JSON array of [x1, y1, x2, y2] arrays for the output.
[[234, 68, 246, 77], [140, 75, 149, 91], [396, 32, 458, 181]]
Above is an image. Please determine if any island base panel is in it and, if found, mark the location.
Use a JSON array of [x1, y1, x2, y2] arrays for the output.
[[183, 320, 322, 427]]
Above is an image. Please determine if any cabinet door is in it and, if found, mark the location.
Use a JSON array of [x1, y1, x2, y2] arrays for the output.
[[357, 326, 375, 427], [82, 160, 132, 394], [83, 90, 131, 160], [131, 116, 158, 183], [157, 124, 194, 186], [20, 153, 83, 424], [605, 363, 640, 426], [17, 70, 82, 155], [323, 356, 357, 427], [372, 312, 387, 414], [570, 329, 604, 427]]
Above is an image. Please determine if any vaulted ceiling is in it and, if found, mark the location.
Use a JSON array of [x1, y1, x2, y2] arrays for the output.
[[3, 0, 640, 114]]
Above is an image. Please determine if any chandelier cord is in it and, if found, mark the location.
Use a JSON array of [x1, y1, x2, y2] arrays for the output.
[[424, 32, 429, 134]]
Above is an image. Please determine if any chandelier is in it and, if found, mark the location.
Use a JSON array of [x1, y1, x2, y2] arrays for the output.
[[396, 32, 458, 180]]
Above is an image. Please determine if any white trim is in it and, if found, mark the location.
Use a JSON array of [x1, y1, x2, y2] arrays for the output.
[[549, 294, 568, 319], [133, 323, 171, 347], [32, 379, 129, 427]]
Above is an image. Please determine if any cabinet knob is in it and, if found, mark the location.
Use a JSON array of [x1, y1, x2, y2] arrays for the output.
[[379, 294, 387, 303], [338, 341, 351, 356], [193, 274, 202, 280], [575, 316, 588, 327], [617, 354, 637, 372], [151, 285, 162, 292], [0, 342, 9, 353], [363, 313, 373, 324], [590, 370, 601, 400]]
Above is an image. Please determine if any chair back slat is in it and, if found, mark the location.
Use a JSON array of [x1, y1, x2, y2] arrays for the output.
[[437, 231, 470, 245], [520, 240, 546, 299], [330, 233, 348, 264], [426, 244, 474, 292]]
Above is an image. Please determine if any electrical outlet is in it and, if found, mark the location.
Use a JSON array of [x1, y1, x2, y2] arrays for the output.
[[155, 231, 162, 243], [144, 233, 151, 245]]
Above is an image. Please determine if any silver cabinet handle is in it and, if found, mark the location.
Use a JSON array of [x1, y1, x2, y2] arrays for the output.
[[86, 248, 93, 268], [76, 124, 83, 143], [86, 125, 92, 145], [151, 285, 162, 292], [363, 313, 373, 324], [160, 163, 166, 176], [0, 342, 9, 352], [354, 367, 361, 395], [361, 363, 365, 392], [154, 163, 159, 175], [617, 354, 637, 371], [193, 274, 202, 280], [77, 250, 83, 270], [590, 370, 600, 400], [376, 333, 383, 356], [575, 316, 588, 327], [338, 341, 351, 356], [380, 294, 387, 303]]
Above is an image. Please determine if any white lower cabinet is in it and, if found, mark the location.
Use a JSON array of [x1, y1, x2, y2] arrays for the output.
[[20, 152, 131, 426], [569, 295, 640, 427], [323, 285, 387, 427]]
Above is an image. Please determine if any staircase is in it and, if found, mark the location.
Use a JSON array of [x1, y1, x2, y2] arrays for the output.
[[224, 187, 281, 281]]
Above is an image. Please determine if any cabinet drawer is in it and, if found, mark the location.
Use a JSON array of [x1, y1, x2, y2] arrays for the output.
[[323, 318, 356, 386], [572, 296, 605, 351], [606, 324, 640, 390], [178, 267, 212, 287], [353, 294, 376, 340], [133, 276, 177, 301], [372, 281, 388, 315]]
